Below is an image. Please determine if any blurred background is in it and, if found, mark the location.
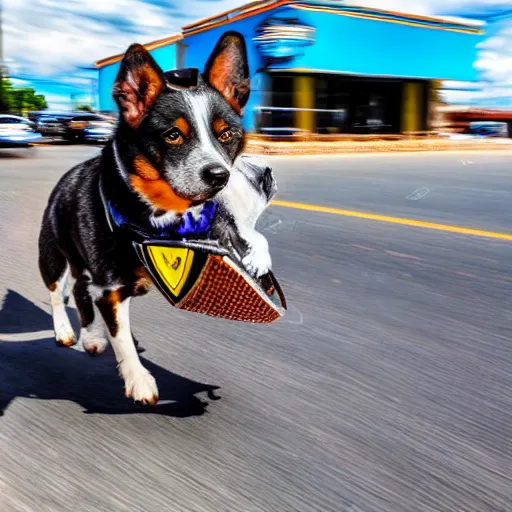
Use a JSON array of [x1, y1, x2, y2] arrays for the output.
[[0, 0, 511, 147]]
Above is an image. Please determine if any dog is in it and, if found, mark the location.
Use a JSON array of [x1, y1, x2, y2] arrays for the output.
[[38, 31, 273, 406]]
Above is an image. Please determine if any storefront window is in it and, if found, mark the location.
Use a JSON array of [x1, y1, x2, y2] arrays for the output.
[[257, 75, 295, 134], [271, 76, 294, 108], [257, 72, 409, 135], [316, 76, 402, 134], [316, 76, 348, 133]]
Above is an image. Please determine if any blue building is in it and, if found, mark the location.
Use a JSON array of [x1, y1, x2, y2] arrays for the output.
[[95, 1, 484, 135]]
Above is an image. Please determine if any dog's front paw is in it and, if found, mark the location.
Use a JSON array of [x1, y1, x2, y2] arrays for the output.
[[80, 329, 109, 356], [242, 234, 272, 278], [54, 317, 76, 347], [120, 364, 159, 405]]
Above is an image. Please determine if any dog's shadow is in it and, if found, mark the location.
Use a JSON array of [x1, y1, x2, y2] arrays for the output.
[[0, 290, 221, 418]]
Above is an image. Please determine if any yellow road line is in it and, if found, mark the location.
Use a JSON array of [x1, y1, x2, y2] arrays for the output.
[[271, 200, 512, 241]]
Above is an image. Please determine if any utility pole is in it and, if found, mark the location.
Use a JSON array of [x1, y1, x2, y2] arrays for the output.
[[0, 0, 6, 112], [0, 0, 3, 68], [78, 66, 98, 111]]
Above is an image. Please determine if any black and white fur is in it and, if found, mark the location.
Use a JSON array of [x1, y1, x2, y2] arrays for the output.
[[213, 154, 276, 277], [38, 32, 273, 406]]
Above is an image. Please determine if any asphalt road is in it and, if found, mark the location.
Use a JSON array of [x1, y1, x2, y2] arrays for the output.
[[0, 146, 511, 512]]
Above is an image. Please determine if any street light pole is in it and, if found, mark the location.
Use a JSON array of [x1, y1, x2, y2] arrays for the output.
[[0, 0, 8, 113], [77, 66, 98, 111], [0, 0, 4, 67], [0, 0, 5, 112]]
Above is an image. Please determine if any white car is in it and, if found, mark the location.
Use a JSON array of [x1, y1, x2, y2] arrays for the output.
[[0, 114, 42, 147]]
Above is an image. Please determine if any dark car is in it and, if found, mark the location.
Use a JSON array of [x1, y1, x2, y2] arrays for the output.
[[61, 114, 110, 142], [36, 116, 65, 137], [31, 112, 114, 144]]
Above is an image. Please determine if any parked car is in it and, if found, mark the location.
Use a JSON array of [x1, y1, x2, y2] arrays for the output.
[[468, 122, 508, 138], [30, 111, 114, 144], [83, 119, 115, 143], [36, 116, 65, 137], [0, 114, 36, 130], [0, 114, 42, 148], [60, 114, 112, 142]]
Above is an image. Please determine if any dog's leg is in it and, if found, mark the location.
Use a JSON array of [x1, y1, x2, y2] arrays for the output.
[[49, 267, 76, 347], [240, 230, 272, 278], [39, 216, 75, 346], [95, 289, 158, 405], [62, 268, 73, 306], [74, 277, 108, 356]]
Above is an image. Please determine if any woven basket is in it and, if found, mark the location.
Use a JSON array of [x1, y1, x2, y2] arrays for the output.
[[134, 240, 286, 324]]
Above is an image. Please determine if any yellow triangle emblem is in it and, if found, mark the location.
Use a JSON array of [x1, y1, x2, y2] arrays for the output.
[[146, 246, 194, 297]]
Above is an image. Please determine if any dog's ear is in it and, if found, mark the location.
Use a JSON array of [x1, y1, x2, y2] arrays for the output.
[[204, 32, 250, 114], [113, 44, 165, 128]]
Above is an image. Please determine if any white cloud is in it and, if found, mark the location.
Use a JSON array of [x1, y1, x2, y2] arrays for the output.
[[443, 85, 512, 104], [2, 0, 249, 76], [475, 25, 512, 85], [3, 0, 180, 76], [438, 20, 512, 107], [1, 0, 251, 108]]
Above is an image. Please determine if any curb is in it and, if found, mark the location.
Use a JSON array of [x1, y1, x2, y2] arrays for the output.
[[244, 138, 512, 156]]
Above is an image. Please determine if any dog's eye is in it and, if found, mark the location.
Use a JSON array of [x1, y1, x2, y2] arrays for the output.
[[218, 128, 233, 144], [163, 127, 184, 145]]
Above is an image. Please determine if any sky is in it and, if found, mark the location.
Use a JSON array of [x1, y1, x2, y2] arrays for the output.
[[2, 0, 512, 109]]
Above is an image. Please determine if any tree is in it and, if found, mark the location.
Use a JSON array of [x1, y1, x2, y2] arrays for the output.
[[0, 77, 48, 115], [76, 104, 94, 113], [0, 79, 8, 113]]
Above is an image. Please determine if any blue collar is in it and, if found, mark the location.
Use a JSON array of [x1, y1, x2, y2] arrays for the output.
[[100, 144, 217, 241], [107, 200, 217, 240]]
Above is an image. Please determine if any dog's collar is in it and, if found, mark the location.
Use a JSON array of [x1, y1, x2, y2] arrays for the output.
[[107, 198, 217, 240], [100, 145, 216, 241]]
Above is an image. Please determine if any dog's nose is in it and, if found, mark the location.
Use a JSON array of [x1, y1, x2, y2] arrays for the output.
[[202, 165, 230, 187]]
